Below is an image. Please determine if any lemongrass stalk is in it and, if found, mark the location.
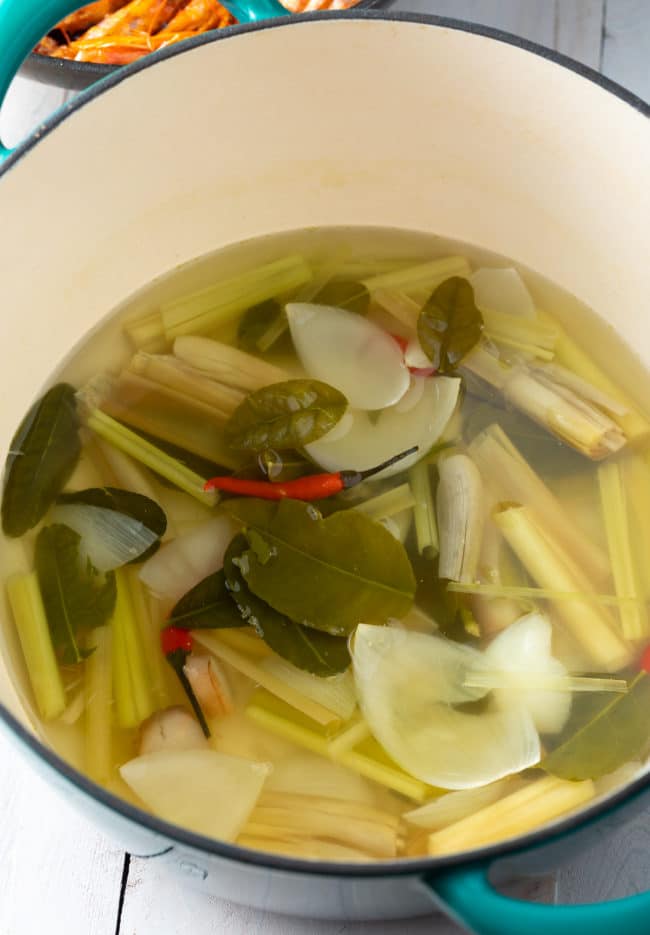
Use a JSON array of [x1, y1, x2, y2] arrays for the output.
[[494, 504, 632, 672], [427, 776, 595, 855], [405, 778, 516, 831], [469, 424, 610, 583], [538, 309, 650, 443], [245, 690, 430, 801], [437, 454, 484, 583], [409, 461, 439, 557], [259, 791, 401, 828], [448, 581, 644, 608], [534, 362, 628, 417], [59, 687, 85, 725], [598, 460, 648, 640], [326, 718, 371, 757], [124, 567, 169, 710], [86, 410, 217, 507], [123, 310, 166, 352], [623, 454, 650, 599], [371, 288, 421, 329], [260, 658, 357, 721], [481, 308, 558, 358], [464, 672, 627, 693], [102, 371, 239, 468], [352, 483, 416, 523], [194, 632, 341, 726], [214, 627, 272, 659], [236, 835, 371, 862], [111, 568, 155, 729], [362, 256, 471, 297], [160, 255, 312, 339], [485, 336, 555, 361], [333, 257, 416, 281], [128, 352, 244, 417], [6, 573, 66, 720], [245, 800, 398, 857], [91, 437, 159, 502], [173, 335, 288, 394], [84, 626, 113, 785]]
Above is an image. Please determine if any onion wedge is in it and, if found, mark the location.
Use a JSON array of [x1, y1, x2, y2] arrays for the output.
[[352, 625, 540, 789]]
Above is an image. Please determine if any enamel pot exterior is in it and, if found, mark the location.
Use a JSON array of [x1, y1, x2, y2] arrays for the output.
[[0, 13, 649, 933]]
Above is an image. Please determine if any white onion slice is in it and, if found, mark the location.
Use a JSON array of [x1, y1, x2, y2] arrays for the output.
[[51, 503, 158, 573], [306, 376, 460, 479], [470, 268, 536, 318], [352, 625, 540, 790], [285, 303, 410, 409], [483, 613, 571, 735], [138, 514, 239, 601], [120, 749, 270, 840]]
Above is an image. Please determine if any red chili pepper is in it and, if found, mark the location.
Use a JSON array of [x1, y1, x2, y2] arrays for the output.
[[160, 626, 194, 657], [204, 446, 418, 500], [639, 645, 650, 673]]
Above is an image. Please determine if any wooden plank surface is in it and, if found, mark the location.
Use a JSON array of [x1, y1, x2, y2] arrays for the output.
[[1, 2, 650, 934]]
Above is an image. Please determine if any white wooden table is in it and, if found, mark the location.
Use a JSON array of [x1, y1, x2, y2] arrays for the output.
[[1, 2, 649, 933]]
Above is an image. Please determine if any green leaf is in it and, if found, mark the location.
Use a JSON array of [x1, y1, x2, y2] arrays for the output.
[[35, 524, 116, 665], [168, 569, 247, 630], [313, 280, 370, 315], [224, 534, 350, 675], [237, 300, 284, 352], [541, 671, 650, 780], [58, 486, 167, 562], [2, 384, 81, 537], [224, 499, 416, 636], [418, 277, 484, 373], [225, 380, 348, 453]]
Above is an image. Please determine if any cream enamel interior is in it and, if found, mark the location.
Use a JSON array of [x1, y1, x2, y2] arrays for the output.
[[0, 17, 648, 744]]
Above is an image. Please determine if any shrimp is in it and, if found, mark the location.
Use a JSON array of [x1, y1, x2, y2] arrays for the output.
[[57, 2, 130, 37], [80, 0, 189, 40], [160, 0, 234, 33]]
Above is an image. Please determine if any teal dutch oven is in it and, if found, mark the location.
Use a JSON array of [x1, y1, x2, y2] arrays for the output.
[[0, 2, 649, 932]]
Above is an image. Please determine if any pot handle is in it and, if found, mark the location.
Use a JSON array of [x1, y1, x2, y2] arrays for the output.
[[0, 0, 287, 162], [426, 862, 650, 935]]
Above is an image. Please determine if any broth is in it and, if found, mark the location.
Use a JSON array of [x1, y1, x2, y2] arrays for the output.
[[2, 226, 650, 862]]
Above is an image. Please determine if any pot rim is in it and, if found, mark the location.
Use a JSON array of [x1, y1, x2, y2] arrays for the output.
[[1, 10, 649, 877]]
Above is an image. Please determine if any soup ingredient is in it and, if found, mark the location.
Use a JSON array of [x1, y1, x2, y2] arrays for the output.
[[168, 569, 246, 630], [352, 625, 541, 789], [426, 776, 595, 855], [470, 267, 536, 318], [469, 424, 610, 583], [139, 514, 239, 601], [481, 614, 571, 734], [129, 352, 245, 420], [224, 379, 348, 454], [205, 447, 417, 501], [35, 524, 116, 665], [174, 336, 288, 394], [2, 384, 81, 538], [51, 505, 157, 573], [541, 668, 650, 781], [160, 256, 312, 341], [225, 498, 416, 636], [245, 688, 431, 800], [183, 655, 234, 717], [120, 748, 270, 839], [86, 410, 217, 506], [286, 303, 410, 409], [85, 626, 113, 782], [417, 277, 484, 373], [363, 256, 471, 300], [240, 791, 400, 859], [464, 344, 627, 459], [224, 534, 351, 675], [408, 460, 438, 557], [598, 460, 648, 640], [306, 376, 460, 478], [494, 504, 632, 672], [5, 572, 66, 720], [260, 658, 357, 720], [139, 706, 208, 756], [436, 453, 484, 583], [405, 778, 518, 831], [194, 632, 342, 725], [112, 567, 155, 728], [160, 629, 210, 737]]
